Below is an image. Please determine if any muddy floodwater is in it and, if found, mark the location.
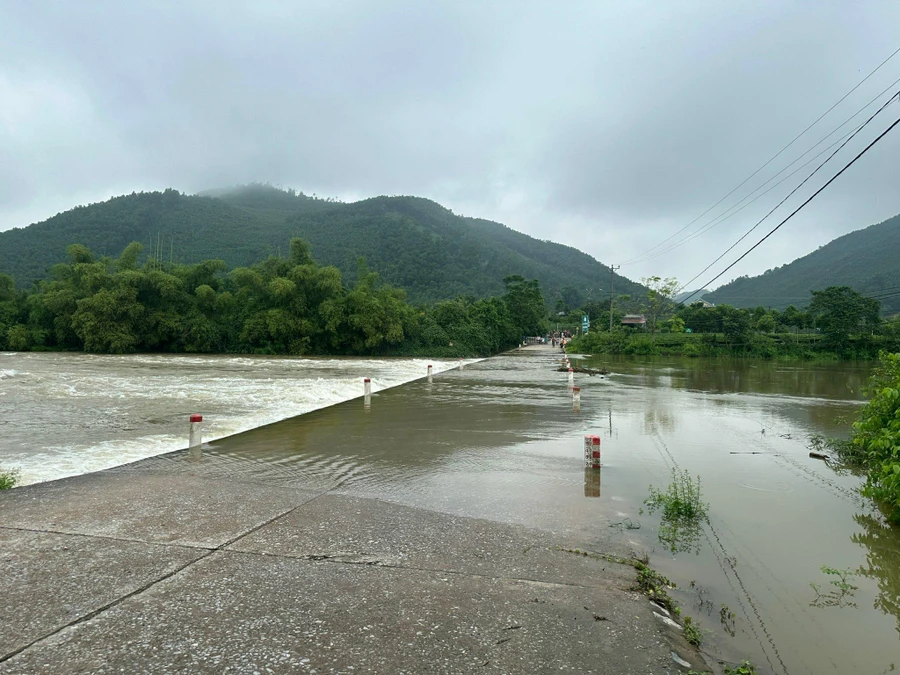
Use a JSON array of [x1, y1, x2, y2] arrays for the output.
[[5, 350, 900, 673]]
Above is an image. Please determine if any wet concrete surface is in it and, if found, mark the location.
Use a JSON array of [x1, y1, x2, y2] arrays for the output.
[[0, 473, 702, 673], [0, 528, 204, 659], [0, 472, 321, 548]]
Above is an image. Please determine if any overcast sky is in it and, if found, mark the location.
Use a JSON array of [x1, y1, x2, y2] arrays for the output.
[[2, 1, 899, 290]]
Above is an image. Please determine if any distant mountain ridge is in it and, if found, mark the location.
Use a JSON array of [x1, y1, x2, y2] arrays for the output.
[[706, 213, 900, 314], [675, 289, 709, 303], [0, 184, 644, 305]]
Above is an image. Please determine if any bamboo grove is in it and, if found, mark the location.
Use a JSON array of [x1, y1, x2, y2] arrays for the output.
[[0, 239, 548, 357]]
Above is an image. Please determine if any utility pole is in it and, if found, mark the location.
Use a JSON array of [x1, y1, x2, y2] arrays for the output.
[[609, 264, 620, 331]]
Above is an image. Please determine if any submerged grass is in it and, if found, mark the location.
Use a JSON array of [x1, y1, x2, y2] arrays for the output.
[[641, 468, 709, 553]]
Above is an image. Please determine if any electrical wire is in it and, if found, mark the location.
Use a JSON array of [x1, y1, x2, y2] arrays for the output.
[[680, 111, 900, 305], [621, 44, 900, 266], [677, 91, 900, 300], [625, 77, 900, 266]]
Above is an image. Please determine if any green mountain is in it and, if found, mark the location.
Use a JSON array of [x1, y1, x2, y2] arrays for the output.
[[675, 289, 709, 303], [0, 184, 643, 305], [706, 213, 900, 315]]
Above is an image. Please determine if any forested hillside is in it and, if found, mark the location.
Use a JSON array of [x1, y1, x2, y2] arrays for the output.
[[0, 184, 643, 305], [707, 213, 900, 314]]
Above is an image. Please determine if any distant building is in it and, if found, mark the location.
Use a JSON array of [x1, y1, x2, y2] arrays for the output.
[[696, 299, 715, 308], [621, 314, 647, 327]]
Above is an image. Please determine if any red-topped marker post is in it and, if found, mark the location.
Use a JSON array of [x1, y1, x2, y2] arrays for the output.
[[189, 414, 203, 451], [427, 364, 433, 382], [584, 435, 601, 468]]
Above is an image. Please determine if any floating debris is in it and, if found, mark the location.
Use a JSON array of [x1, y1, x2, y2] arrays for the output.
[[556, 365, 609, 376]]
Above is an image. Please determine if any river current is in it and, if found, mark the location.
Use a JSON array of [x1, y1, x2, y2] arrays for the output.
[[0, 352, 463, 485]]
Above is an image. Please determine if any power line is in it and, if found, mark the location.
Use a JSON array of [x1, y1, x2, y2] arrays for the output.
[[680, 111, 900, 304], [625, 76, 900, 266], [621, 44, 900, 266], [678, 91, 900, 299]]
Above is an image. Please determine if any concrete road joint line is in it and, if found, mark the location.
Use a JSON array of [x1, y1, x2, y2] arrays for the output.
[[0, 525, 217, 553], [0, 548, 214, 664], [0, 488, 333, 666], [221, 546, 618, 590], [2, 488, 645, 668]]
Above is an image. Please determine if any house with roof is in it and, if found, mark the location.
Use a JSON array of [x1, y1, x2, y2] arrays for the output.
[[621, 314, 647, 328]]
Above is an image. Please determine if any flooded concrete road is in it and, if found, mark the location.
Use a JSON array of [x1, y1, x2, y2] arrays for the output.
[[150, 350, 897, 675]]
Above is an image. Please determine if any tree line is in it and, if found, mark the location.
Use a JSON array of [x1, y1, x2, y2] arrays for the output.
[[567, 276, 900, 359], [0, 239, 548, 357]]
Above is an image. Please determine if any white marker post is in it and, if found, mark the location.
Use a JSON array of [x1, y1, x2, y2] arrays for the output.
[[364, 377, 372, 410], [573, 386, 581, 411], [568, 367, 574, 389], [189, 414, 202, 460], [584, 434, 601, 468], [189, 414, 202, 448], [427, 364, 433, 383]]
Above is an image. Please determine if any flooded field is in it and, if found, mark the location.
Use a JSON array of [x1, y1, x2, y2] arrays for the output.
[[4, 349, 899, 673]]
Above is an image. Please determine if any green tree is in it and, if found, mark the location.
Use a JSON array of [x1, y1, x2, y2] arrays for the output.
[[756, 314, 776, 333], [717, 305, 752, 346], [502, 275, 547, 337], [641, 276, 679, 340], [808, 286, 881, 352], [72, 286, 144, 353]]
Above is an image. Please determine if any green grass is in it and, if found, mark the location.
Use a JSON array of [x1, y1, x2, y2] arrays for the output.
[[641, 468, 709, 553], [682, 615, 704, 646], [0, 467, 21, 490]]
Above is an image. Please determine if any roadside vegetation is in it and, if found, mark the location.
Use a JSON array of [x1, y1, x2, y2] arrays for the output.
[[565, 277, 899, 360], [0, 239, 548, 357], [827, 351, 900, 522], [559, 546, 762, 670], [0, 467, 20, 490]]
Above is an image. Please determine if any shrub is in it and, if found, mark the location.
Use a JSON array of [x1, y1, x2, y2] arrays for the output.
[[0, 467, 20, 490], [682, 342, 701, 357], [725, 662, 758, 675], [624, 336, 660, 355], [849, 352, 900, 521], [642, 468, 708, 553]]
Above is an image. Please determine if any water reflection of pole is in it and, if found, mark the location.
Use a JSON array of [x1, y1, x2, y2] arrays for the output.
[[608, 408, 612, 436], [583, 467, 601, 497]]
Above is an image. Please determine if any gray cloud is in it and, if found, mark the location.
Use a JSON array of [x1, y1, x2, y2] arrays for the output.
[[2, 0, 899, 288]]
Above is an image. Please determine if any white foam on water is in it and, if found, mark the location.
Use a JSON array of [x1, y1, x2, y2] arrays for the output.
[[1, 354, 478, 486]]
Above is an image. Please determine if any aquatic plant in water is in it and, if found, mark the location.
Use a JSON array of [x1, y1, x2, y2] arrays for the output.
[[642, 467, 708, 554], [810, 565, 859, 608]]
